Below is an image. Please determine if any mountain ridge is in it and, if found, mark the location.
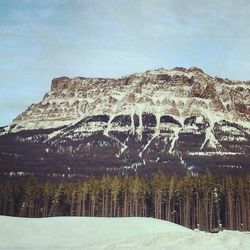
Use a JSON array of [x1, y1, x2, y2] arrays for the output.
[[7, 67, 250, 132]]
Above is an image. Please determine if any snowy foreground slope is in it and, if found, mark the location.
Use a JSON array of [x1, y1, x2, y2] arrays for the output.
[[0, 216, 249, 250]]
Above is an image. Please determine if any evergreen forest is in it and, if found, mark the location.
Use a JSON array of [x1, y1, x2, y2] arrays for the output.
[[1, 172, 249, 231]]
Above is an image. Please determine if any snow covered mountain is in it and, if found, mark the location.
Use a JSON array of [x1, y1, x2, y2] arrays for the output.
[[0, 67, 249, 178]]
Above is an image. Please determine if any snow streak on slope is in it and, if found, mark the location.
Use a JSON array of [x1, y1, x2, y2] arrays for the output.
[[169, 126, 182, 153], [139, 134, 157, 159], [0, 216, 249, 250], [200, 108, 221, 149]]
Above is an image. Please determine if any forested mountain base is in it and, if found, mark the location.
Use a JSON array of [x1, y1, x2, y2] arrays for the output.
[[1, 172, 249, 231]]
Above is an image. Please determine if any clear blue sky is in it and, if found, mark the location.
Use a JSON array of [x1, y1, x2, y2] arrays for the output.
[[1, 0, 250, 126]]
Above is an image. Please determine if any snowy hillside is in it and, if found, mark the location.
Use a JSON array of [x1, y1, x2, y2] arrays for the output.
[[0, 216, 249, 250]]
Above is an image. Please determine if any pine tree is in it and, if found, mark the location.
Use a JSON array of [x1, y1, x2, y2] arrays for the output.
[[110, 176, 121, 216], [152, 171, 166, 219], [76, 182, 89, 216], [23, 176, 39, 217]]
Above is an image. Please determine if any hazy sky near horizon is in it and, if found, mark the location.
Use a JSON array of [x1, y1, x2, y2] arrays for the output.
[[1, 0, 250, 126]]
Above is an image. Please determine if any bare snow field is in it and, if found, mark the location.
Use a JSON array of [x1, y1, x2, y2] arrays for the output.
[[0, 216, 249, 250]]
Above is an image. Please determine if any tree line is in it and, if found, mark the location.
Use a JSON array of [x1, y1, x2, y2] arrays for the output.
[[0, 172, 249, 231]]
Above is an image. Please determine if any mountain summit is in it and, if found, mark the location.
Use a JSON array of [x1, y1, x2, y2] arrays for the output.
[[0, 67, 249, 178]]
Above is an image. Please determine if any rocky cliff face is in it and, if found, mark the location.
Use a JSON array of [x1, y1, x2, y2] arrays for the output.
[[0, 67, 249, 179]]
